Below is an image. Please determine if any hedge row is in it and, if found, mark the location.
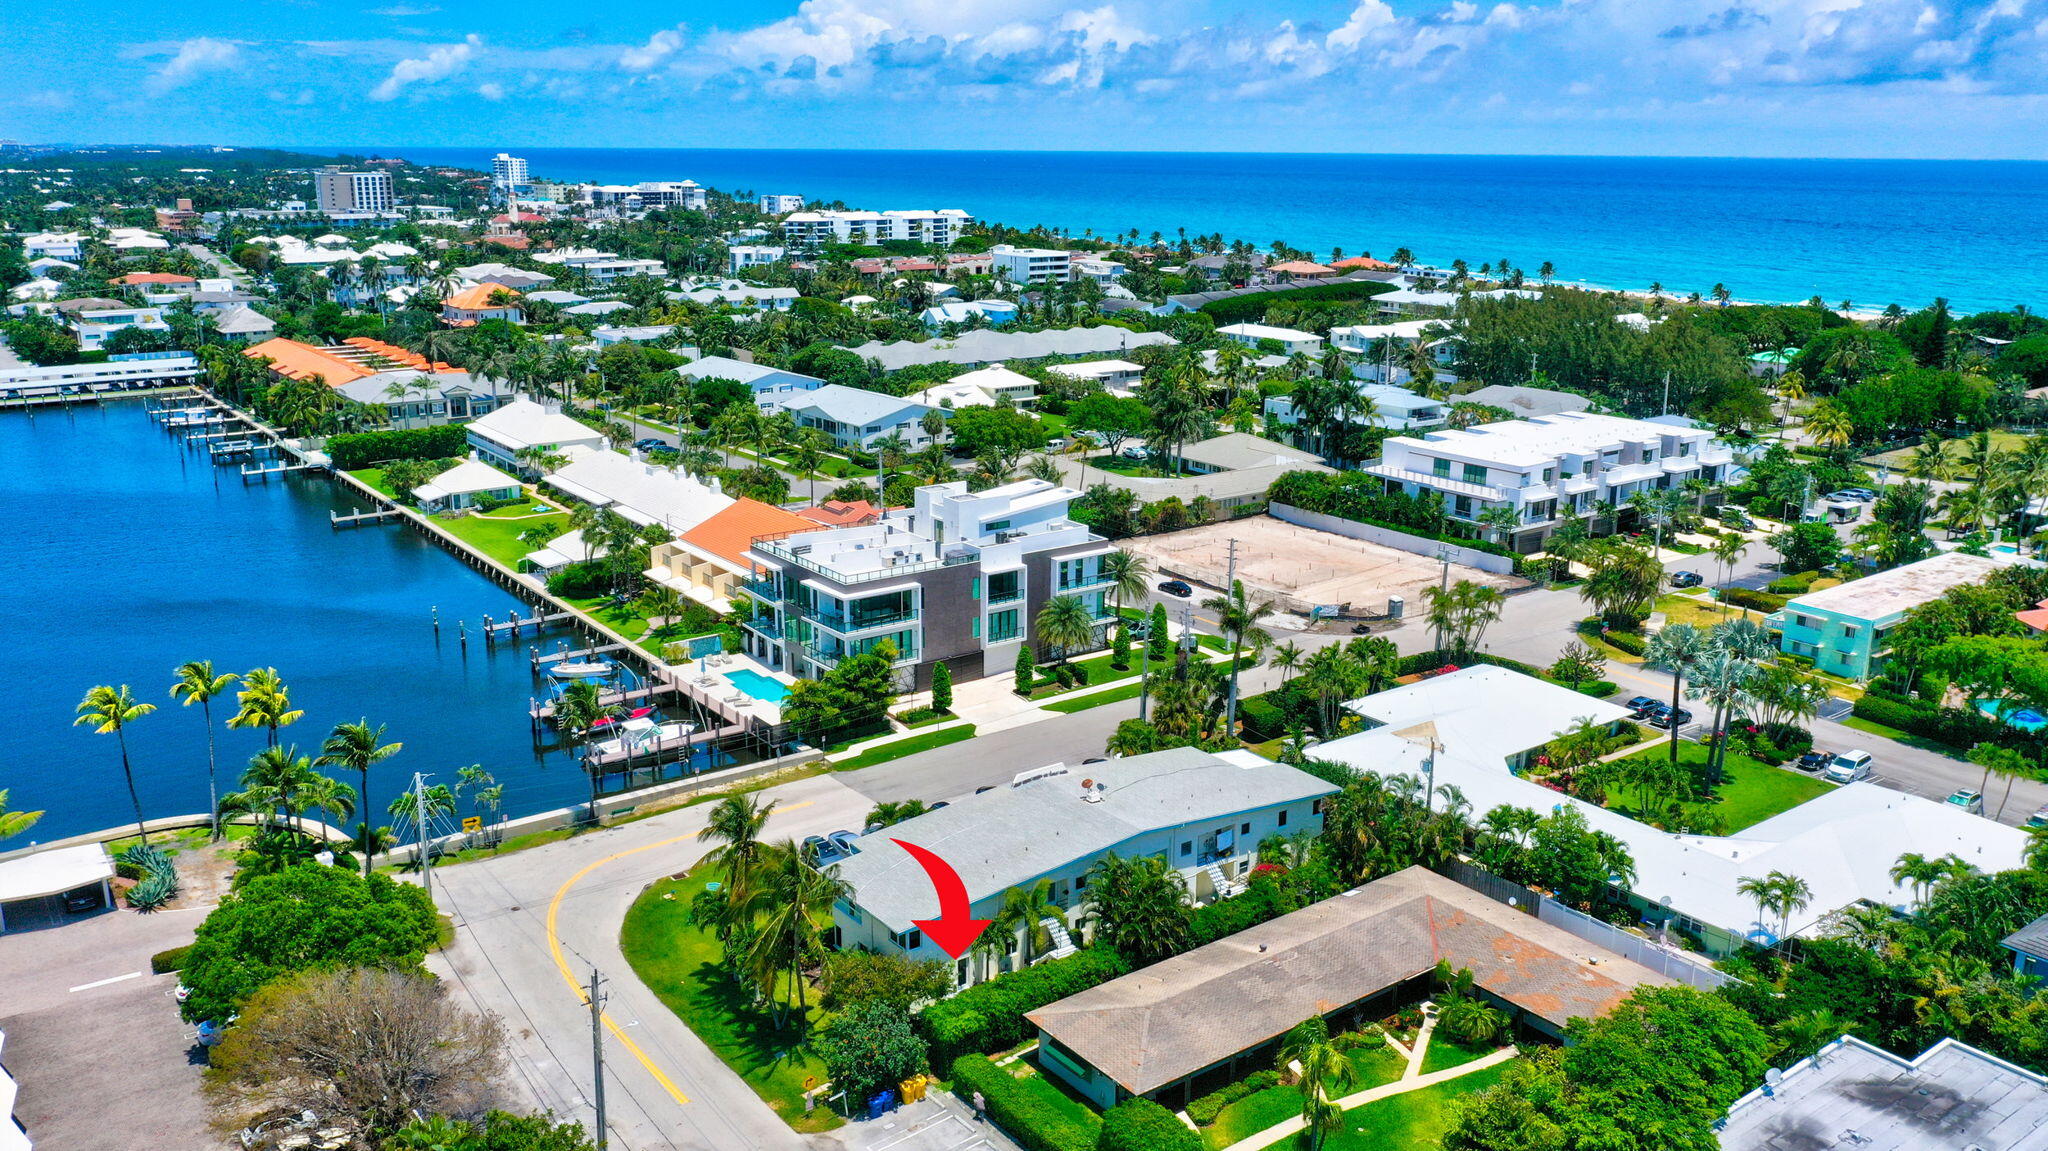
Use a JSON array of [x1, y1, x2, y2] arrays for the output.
[[1722, 588, 1788, 613], [1852, 690, 2035, 753], [1187, 1069, 1281, 1126], [327, 424, 471, 470], [1099, 1098, 1201, 1151], [1197, 279, 1397, 326], [919, 948, 1131, 1066], [950, 1055, 1099, 1151], [1603, 630, 1647, 656], [150, 944, 193, 974]]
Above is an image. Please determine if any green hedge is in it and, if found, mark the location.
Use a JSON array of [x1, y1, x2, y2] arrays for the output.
[[1188, 880, 1296, 947], [1098, 1098, 1200, 1151], [1238, 696, 1287, 742], [1765, 571, 1822, 595], [1574, 679, 1621, 699], [1188, 1069, 1282, 1126], [150, 944, 194, 974], [1852, 690, 2034, 753], [326, 424, 471, 470], [920, 949, 1131, 1066], [950, 1055, 1099, 1151], [1722, 588, 1788, 613], [1603, 630, 1647, 656], [1198, 280, 1397, 326]]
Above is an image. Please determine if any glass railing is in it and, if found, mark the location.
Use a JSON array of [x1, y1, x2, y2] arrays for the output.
[[799, 604, 919, 634]]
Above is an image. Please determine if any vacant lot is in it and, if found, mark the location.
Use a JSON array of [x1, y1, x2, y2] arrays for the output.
[[1127, 516, 1521, 617]]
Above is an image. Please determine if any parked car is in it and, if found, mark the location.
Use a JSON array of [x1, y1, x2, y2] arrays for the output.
[[1669, 570, 1703, 588], [801, 834, 832, 862], [1795, 749, 1831, 773], [1839, 487, 1878, 501], [1157, 578, 1193, 597], [632, 437, 668, 452], [1646, 705, 1694, 730], [826, 830, 861, 858], [1945, 788, 1986, 816], [1045, 437, 1068, 451], [1351, 622, 1373, 634], [1823, 749, 1874, 784], [1120, 445, 1150, 460], [1714, 506, 1756, 530], [2027, 804, 2048, 830], [62, 886, 101, 913], [1624, 695, 1661, 718]]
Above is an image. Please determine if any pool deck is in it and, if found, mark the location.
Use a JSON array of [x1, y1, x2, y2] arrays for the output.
[[668, 651, 790, 726], [1975, 698, 2048, 732]]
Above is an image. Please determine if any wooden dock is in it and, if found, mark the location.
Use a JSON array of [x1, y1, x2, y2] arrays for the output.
[[484, 610, 576, 639], [583, 721, 745, 771], [331, 508, 403, 528], [241, 461, 323, 480], [533, 641, 632, 668], [528, 681, 676, 723], [5, 392, 104, 409]]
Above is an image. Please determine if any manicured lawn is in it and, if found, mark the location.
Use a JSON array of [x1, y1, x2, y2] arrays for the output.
[[1611, 743, 1833, 832], [1043, 682, 1146, 713], [1419, 1036, 1496, 1076], [437, 505, 569, 568], [1202, 1046, 1407, 1151], [619, 867, 841, 1133], [349, 467, 397, 497], [832, 724, 976, 769], [1081, 453, 1176, 477], [1654, 592, 1744, 630], [1319, 1061, 1510, 1151], [1028, 650, 1141, 693], [1010, 1054, 1104, 1130]]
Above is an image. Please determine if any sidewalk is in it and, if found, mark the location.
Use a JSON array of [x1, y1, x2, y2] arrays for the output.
[[1223, 1045, 1519, 1151]]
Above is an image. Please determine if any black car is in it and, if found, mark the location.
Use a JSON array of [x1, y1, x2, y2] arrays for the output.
[[1646, 706, 1695, 730], [63, 887, 103, 914], [1623, 695, 1661, 717], [1795, 750, 1831, 773], [1669, 570, 1703, 588], [1157, 579, 1193, 597], [1351, 623, 1373, 634]]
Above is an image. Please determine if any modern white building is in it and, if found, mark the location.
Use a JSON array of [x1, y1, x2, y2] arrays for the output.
[[757, 384, 939, 453], [671, 280, 798, 311], [580, 181, 706, 211], [908, 364, 1038, 410], [21, 231, 82, 261], [828, 748, 1339, 986], [1217, 322, 1324, 357], [0, 352, 201, 400], [491, 153, 529, 200], [313, 166, 395, 214], [1046, 358, 1145, 395], [1364, 411, 1734, 551], [990, 244, 1071, 285], [1070, 257, 1126, 284], [780, 209, 972, 248], [757, 194, 805, 214], [66, 305, 169, 352], [1264, 382, 1447, 435], [543, 447, 734, 532], [727, 244, 786, 274], [1326, 319, 1458, 384], [413, 458, 522, 514], [464, 399, 608, 475], [919, 299, 1020, 330], [1376, 286, 1540, 316], [529, 248, 667, 286]]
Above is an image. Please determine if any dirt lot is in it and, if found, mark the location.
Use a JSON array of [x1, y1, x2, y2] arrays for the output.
[[1127, 516, 1523, 616]]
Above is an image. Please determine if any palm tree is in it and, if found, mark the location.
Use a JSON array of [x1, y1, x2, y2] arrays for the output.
[[316, 719, 404, 877], [1298, 646, 1368, 737], [228, 667, 302, 747], [298, 773, 358, 846], [1034, 594, 1098, 664], [697, 794, 778, 910], [1644, 624, 1710, 764], [1278, 1018, 1361, 1151], [170, 661, 239, 841], [1767, 871, 1812, 939], [1271, 641, 1305, 686], [1203, 579, 1275, 734], [1735, 874, 1777, 941], [740, 842, 849, 1029], [1773, 370, 1807, 439], [1802, 400, 1854, 449], [993, 879, 1066, 966], [1889, 852, 1948, 903], [0, 790, 44, 842], [1908, 434, 1955, 483], [1708, 533, 1747, 602], [221, 744, 321, 838], [1098, 550, 1149, 621], [862, 800, 929, 830], [1476, 504, 1522, 548], [75, 685, 157, 845]]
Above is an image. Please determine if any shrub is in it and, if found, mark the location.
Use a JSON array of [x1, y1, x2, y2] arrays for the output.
[[150, 944, 193, 974], [126, 869, 179, 911], [546, 561, 613, 599], [1189, 878, 1297, 946], [1188, 1069, 1283, 1124], [1766, 571, 1821, 595], [1853, 690, 2034, 753], [326, 424, 470, 470], [1762, 723, 1812, 761], [115, 860, 149, 881], [1603, 630, 1646, 656], [1237, 697, 1286, 742], [1722, 588, 1788, 613], [951, 1055, 1099, 1151], [1573, 679, 1620, 699], [1098, 1098, 1200, 1151], [918, 949, 1131, 1065], [1015, 644, 1037, 694]]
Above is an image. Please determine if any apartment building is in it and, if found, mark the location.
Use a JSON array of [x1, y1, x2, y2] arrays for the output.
[[1364, 411, 1733, 552], [529, 247, 667, 286], [312, 166, 395, 214], [738, 479, 1115, 690], [1773, 552, 2015, 680], [1263, 383, 1446, 435], [1217, 322, 1323, 356], [990, 244, 1072, 285], [579, 181, 706, 211], [829, 748, 1338, 988], [757, 384, 939, 453], [758, 193, 805, 214], [491, 153, 528, 198], [727, 244, 786, 274], [780, 208, 973, 248]]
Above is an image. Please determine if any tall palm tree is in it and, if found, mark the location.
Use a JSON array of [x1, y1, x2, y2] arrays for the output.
[[221, 744, 321, 838], [1278, 1018, 1360, 1151], [1802, 400, 1854, 449], [993, 879, 1066, 966], [697, 794, 779, 911], [298, 773, 358, 847], [170, 661, 239, 841], [0, 790, 45, 842], [741, 842, 850, 1029], [1270, 641, 1305, 686], [316, 719, 404, 877], [1709, 533, 1748, 603], [1034, 594, 1098, 665], [1098, 550, 1149, 621], [1644, 624, 1710, 764], [228, 667, 302, 747], [75, 685, 157, 845], [1768, 871, 1812, 939], [1203, 579, 1276, 734]]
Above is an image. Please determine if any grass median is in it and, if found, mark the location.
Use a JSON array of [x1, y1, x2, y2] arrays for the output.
[[832, 723, 977, 770]]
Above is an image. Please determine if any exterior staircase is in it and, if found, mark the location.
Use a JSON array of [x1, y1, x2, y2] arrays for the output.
[[1203, 863, 1239, 902], [1040, 917, 1078, 960]]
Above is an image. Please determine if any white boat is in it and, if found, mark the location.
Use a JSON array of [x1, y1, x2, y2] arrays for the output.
[[589, 717, 694, 758], [548, 660, 619, 680]]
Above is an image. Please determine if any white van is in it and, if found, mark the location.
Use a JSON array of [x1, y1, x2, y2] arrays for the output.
[[1824, 749, 1873, 784]]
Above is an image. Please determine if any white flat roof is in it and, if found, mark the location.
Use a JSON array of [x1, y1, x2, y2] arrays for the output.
[[1391, 410, 1713, 468], [0, 843, 112, 903], [1788, 552, 2018, 623]]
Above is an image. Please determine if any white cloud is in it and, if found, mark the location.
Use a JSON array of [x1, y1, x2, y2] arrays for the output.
[[622, 27, 685, 70], [477, 81, 505, 100], [149, 37, 241, 93], [369, 33, 481, 101]]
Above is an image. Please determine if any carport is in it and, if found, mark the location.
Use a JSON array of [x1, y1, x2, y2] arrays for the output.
[[0, 844, 114, 932]]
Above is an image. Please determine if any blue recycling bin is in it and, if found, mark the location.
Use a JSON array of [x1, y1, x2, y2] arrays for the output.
[[866, 1088, 899, 1119]]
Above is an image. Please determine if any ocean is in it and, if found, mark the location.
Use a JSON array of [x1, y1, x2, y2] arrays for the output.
[[376, 148, 2048, 315], [1, 402, 609, 843]]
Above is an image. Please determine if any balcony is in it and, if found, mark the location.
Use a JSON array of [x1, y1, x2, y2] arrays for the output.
[[1055, 573, 1115, 594], [804, 637, 920, 668], [741, 577, 781, 601], [1362, 462, 1505, 501], [799, 603, 919, 635]]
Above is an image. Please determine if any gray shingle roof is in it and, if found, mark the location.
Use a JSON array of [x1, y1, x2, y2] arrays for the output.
[[2005, 911, 2048, 961], [843, 326, 1177, 371], [1459, 384, 1591, 417]]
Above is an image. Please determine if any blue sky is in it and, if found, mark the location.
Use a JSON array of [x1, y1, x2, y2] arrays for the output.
[[9, 0, 2048, 158]]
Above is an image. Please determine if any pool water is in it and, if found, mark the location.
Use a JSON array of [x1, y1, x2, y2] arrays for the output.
[[1975, 698, 2048, 732], [727, 668, 790, 703]]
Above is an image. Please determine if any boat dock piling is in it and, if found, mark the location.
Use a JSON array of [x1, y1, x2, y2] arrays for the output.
[[331, 507, 403, 528], [482, 610, 576, 644], [532, 641, 632, 669], [241, 460, 323, 481]]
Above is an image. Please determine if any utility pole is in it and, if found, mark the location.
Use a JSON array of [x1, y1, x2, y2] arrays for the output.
[[412, 771, 433, 904], [588, 966, 609, 1150], [1223, 538, 1242, 733], [1660, 372, 1672, 417]]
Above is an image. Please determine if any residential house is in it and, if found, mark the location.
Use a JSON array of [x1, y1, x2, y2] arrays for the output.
[[63, 305, 169, 352], [2004, 912, 2048, 984], [1178, 433, 1325, 475], [22, 231, 83, 261], [1327, 319, 1459, 386], [209, 305, 276, 343], [1071, 257, 1126, 285], [1377, 286, 1540, 316], [677, 355, 823, 395], [530, 248, 667, 286], [542, 447, 734, 533], [1264, 383, 1446, 439], [242, 336, 509, 426], [1719, 1036, 2048, 1151], [108, 272, 195, 291], [1046, 359, 1145, 395], [1186, 252, 1268, 280], [796, 500, 883, 528], [1774, 552, 2020, 680], [828, 748, 1340, 988], [844, 326, 1175, 371], [919, 299, 1018, 330], [464, 399, 608, 475], [591, 324, 688, 349], [1459, 384, 1592, 419], [563, 300, 632, 319], [1315, 665, 2034, 956], [1217, 322, 1323, 357], [739, 479, 1112, 687], [908, 365, 1038, 410], [413, 459, 522, 514], [757, 194, 805, 214], [671, 280, 798, 311], [727, 245, 786, 274], [105, 228, 169, 251], [990, 245, 1071, 285], [454, 262, 557, 291], [1029, 866, 1672, 1110], [441, 283, 524, 326], [1364, 411, 1734, 552], [643, 498, 819, 613], [758, 384, 939, 453], [1265, 259, 1336, 278]]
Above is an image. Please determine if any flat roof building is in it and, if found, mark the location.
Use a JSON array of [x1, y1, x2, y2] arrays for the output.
[[1217, 321, 1324, 357], [1775, 553, 2020, 680], [1719, 1036, 2048, 1151]]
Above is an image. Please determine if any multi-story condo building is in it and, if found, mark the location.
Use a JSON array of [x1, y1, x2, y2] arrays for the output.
[[491, 152, 528, 199], [829, 748, 1338, 987], [313, 166, 395, 214], [727, 244, 786, 274], [990, 244, 1072, 285], [1264, 383, 1446, 435], [738, 480, 1115, 690], [528, 248, 668, 286], [1363, 411, 1733, 552], [758, 193, 805, 214], [1773, 552, 2015, 680], [579, 181, 706, 211], [779, 208, 972, 249]]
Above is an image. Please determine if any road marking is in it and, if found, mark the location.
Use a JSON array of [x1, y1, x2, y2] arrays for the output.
[[542, 800, 817, 1110], [70, 971, 143, 992]]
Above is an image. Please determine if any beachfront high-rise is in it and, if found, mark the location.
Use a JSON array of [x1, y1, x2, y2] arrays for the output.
[[491, 152, 529, 200], [313, 165, 394, 215], [779, 208, 972, 249], [736, 480, 1114, 691]]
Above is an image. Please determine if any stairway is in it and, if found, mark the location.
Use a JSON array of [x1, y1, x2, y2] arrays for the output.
[[1040, 917, 1078, 960], [1203, 863, 1238, 902]]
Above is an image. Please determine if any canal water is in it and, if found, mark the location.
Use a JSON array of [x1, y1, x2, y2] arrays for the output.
[[1, 401, 602, 843]]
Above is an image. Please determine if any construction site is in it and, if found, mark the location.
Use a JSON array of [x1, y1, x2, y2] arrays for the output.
[[1126, 515, 1526, 619]]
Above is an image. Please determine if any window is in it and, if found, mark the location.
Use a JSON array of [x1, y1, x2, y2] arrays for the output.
[[1841, 625, 1860, 640], [957, 958, 968, 983], [987, 609, 1020, 643], [1431, 458, 1451, 478], [1461, 463, 1488, 484], [1542, 467, 1556, 483], [1241, 822, 1251, 835], [1180, 841, 1193, 857], [891, 928, 923, 950], [1312, 798, 1324, 815], [988, 570, 1022, 604], [1278, 809, 1289, 828], [970, 577, 980, 600]]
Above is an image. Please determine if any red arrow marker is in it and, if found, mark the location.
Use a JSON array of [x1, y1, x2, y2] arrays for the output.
[[894, 838, 993, 959]]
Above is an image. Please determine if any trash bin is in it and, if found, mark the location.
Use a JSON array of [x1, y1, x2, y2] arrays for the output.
[[866, 1089, 899, 1119], [1386, 595, 1405, 619], [900, 1075, 928, 1103]]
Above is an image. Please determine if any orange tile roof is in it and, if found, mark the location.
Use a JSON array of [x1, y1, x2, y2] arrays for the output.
[[340, 337, 455, 373], [444, 282, 523, 311], [680, 499, 818, 568], [2019, 600, 2048, 632], [1332, 256, 1395, 270], [109, 272, 195, 285], [242, 337, 375, 384], [797, 500, 883, 527], [1268, 260, 1335, 276]]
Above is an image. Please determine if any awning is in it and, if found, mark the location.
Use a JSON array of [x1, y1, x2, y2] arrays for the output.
[[0, 844, 113, 902]]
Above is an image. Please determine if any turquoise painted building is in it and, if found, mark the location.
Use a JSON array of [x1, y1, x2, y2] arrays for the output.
[[1772, 552, 2012, 680]]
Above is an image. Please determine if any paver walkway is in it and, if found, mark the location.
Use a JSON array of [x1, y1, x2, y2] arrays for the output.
[[1221, 1039, 1518, 1151]]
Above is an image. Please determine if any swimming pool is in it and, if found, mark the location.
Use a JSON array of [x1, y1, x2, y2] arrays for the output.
[[1975, 698, 2048, 733], [726, 668, 791, 704]]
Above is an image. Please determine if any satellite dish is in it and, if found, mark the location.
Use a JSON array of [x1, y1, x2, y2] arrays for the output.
[[1765, 1068, 1783, 1087]]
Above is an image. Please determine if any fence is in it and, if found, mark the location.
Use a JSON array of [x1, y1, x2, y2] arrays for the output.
[[1268, 502, 1520, 576], [1534, 899, 1731, 991]]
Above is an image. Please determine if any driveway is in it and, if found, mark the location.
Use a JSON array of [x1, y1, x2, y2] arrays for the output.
[[0, 900, 217, 1150]]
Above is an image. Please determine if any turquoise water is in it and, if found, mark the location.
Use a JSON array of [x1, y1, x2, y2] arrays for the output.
[[725, 669, 789, 704], [1975, 698, 2048, 733], [0, 403, 602, 842], [382, 147, 2048, 312]]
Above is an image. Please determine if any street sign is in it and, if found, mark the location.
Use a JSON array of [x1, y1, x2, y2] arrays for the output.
[[462, 816, 482, 833]]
